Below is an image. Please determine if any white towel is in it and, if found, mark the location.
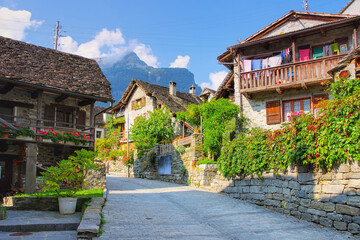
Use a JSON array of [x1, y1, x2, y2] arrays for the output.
[[268, 54, 282, 68]]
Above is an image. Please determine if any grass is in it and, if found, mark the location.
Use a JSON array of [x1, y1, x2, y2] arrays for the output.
[[14, 189, 104, 198], [196, 158, 217, 165]]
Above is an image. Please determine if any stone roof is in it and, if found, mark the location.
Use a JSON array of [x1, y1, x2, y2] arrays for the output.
[[0, 36, 113, 101], [200, 88, 216, 97], [215, 71, 234, 98], [115, 79, 202, 113], [339, 0, 356, 14], [328, 46, 360, 77]]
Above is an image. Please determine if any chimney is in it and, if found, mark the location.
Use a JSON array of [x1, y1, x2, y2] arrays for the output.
[[169, 81, 176, 96], [189, 85, 196, 96]]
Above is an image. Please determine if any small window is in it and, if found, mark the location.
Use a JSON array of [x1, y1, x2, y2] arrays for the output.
[[283, 98, 311, 122], [96, 131, 102, 138], [56, 108, 73, 128]]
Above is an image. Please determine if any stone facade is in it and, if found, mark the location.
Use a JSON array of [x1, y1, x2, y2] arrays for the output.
[[187, 162, 360, 235], [83, 160, 106, 190]]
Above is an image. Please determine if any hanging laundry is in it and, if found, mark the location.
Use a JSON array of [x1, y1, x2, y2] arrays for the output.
[[312, 46, 323, 59], [285, 48, 290, 58], [299, 48, 310, 61], [331, 43, 339, 54], [243, 59, 252, 72], [262, 57, 269, 69], [252, 59, 262, 71], [268, 54, 282, 68], [323, 43, 332, 57]]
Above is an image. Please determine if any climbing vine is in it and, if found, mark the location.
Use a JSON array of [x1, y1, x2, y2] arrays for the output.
[[217, 78, 360, 178]]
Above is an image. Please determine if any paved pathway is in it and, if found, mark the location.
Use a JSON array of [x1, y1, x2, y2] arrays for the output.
[[100, 175, 355, 240]]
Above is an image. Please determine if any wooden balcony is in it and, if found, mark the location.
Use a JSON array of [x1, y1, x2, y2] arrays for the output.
[[239, 54, 346, 95], [0, 114, 94, 147]]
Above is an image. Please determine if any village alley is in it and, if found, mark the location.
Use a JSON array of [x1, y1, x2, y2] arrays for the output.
[[98, 175, 355, 240]]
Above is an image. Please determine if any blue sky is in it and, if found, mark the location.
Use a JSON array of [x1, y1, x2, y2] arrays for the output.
[[0, 0, 350, 92]]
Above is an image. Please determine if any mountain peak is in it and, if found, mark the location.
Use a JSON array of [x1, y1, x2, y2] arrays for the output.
[[112, 52, 148, 69]]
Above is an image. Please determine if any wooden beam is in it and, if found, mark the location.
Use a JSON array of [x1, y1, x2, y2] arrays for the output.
[[301, 82, 308, 90], [354, 25, 358, 49], [55, 94, 69, 102], [36, 91, 43, 142], [242, 92, 252, 99], [292, 40, 296, 63], [0, 100, 34, 108], [0, 83, 14, 94], [79, 99, 92, 106], [89, 101, 95, 149], [320, 29, 326, 37], [276, 87, 283, 95]]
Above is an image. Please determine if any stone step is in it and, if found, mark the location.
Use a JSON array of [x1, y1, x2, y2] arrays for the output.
[[0, 210, 81, 232]]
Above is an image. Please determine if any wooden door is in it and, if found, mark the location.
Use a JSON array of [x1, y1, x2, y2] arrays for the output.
[[0, 155, 14, 196]]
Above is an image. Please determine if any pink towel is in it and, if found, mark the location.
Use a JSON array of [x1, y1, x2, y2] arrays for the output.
[[299, 49, 310, 61], [243, 59, 252, 72]]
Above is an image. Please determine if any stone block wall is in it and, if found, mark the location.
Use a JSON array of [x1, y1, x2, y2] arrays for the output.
[[188, 162, 360, 235], [84, 160, 106, 190]]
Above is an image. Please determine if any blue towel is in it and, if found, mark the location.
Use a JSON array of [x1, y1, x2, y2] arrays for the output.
[[252, 59, 262, 71]]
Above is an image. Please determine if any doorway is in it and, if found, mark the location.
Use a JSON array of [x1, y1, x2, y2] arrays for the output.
[[0, 155, 14, 196]]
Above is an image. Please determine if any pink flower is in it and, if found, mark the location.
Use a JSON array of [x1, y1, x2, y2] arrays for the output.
[[19, 127, 21, 129], [32, 128, 36, 130]]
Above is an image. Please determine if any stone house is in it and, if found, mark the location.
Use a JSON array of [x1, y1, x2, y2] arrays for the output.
[[109, 79, 202, 142], [0, 36, 113, 195], [216, 11, 360, 130], [199, 88, 216, 102], [340, 0, 360, 15], [328, 46, 360, 79], [94, 106, 108, 139]]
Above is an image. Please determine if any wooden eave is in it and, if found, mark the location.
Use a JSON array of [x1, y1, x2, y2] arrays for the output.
[[229, 15, 360, 51], [0, 77, 113, 103]]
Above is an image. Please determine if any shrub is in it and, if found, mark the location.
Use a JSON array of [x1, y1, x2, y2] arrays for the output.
[[196, 158, 217, 165]]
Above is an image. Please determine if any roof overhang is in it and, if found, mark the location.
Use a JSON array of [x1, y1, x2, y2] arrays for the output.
[[228, 15, 360, 51], [0, 77, 114, 103]]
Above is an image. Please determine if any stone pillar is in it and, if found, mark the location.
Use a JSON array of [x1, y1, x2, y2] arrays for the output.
[[233, 61, 241, 107], [25, 143, 37, 194]]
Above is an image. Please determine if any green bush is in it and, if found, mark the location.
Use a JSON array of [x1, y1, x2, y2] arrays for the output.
[[176, 146, 186, 154]]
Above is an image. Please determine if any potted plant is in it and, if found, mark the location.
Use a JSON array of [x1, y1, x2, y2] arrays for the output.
[[41, 149, 98, 214], [15, 127, 35, 140], [63, 132, 89, 145], [0, 206, 6, 220]]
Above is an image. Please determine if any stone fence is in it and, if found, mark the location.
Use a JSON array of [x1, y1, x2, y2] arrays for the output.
[[189, 163, 360, 235]]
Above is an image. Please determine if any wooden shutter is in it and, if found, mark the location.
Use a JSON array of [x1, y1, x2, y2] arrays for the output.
[[312, 94, 328, 108], [266, 100, 281, 125], [141, 97, 146, 107], [77, 110, 86, 129], [131, 100, 135, 110], [44, 105, 55, 126]]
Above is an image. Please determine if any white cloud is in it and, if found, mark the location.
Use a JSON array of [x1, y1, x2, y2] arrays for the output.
[[201, 71, 228, 90], [0, 7, 43, 40], [169, 55, 190, 68], [58, 28, 159, 67]]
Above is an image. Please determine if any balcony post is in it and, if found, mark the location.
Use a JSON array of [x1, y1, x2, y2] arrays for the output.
[[353, 25, 358, 49], [36, 91, 43, 142], [90, 100, 95, 149]]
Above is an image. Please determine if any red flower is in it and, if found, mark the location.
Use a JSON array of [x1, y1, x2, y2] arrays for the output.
[[19, 126, 21, 129], [73, 133, 77, 136], [321, 82, 325, 86], [2, 125, 5, 128], [40, 130, 43, 134], [32, 128, 36, 130], [44, 132, 47, 135], [49, 129, 53, 132], [67, 132, 70, 134], [83, 134, 87, 138]]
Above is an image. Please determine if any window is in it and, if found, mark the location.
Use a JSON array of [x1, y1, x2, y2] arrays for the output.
[[131, 97, 146, 110], [283, 98, 311, 121], [96, 130, 102, 139], [44, 105, 86, 129], [56, 108, 73, 127], [0, 106, 13, 123]]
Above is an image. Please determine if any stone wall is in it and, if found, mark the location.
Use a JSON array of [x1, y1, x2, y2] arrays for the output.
[[84, 160, 106, 190], [133, 134, 203, 184], [188, 162, 360, 235]]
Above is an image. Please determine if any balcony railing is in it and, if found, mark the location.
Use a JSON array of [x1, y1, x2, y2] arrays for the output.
[[0, 113, 94, 147], [239, 54, 345, 93]]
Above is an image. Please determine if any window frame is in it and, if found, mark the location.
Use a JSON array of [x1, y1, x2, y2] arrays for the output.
[[282, 97, 312, 122]]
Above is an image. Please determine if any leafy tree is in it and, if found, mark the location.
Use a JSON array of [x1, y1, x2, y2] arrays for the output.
[[177, 98, 240, 159], [130, 108, 174, 156]]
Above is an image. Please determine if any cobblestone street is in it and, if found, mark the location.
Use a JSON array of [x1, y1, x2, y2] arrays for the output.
[[99, 175, 355, 240]]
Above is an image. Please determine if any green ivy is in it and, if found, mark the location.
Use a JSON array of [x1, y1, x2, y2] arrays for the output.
[[218, 78, 360, 178], [177, 98, 240, 159]]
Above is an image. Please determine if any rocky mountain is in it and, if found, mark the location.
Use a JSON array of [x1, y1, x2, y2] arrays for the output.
[[100, 52, 201, 103]]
